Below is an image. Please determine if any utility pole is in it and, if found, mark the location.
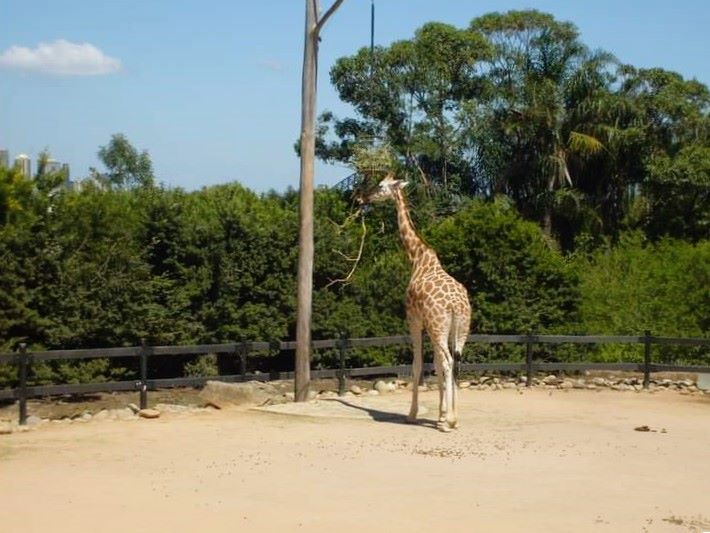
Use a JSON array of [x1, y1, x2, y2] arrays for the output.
[[295, 0, 345, 402]]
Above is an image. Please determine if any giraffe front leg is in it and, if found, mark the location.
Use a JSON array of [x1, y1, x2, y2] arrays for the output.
[[407, 318, 423, 423]]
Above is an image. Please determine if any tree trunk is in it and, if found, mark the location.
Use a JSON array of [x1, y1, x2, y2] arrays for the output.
[[295, 0, 318, 402], [295, 0, 345, 402]]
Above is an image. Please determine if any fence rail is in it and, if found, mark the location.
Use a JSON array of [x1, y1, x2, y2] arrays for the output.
[[1, 333, 708, 424]]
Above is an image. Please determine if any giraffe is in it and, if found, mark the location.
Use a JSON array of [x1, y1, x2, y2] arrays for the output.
[[360, 175, 471, 431]]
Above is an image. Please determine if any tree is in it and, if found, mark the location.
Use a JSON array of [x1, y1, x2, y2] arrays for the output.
[[295, 0, 345, 402], [95, 134, 155, 189], [616, 67, 710, 240], [469, 11, 617, 238], [320, 21, 490, 194]]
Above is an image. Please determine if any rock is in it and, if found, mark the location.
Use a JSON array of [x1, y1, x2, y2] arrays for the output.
[[367, 390, 379, 396], [573, 379, 586, 389], [560, 380, 574, 390], [349, 385, 363, 395], [138, 408, 160, 419], [114, 408, 137, 420], [93, 409, 109, 420], [199, 380, 279, 408], [586, 384, 597, 390], [418, 385, 428, 392], [127, 403, 140, 414], [26, 415, 42, 426], [542, 374, 558, 385], [284, 392, 295, 401], [458, 381, 471, 389], [479, 376, 492, 384], [386, 382, 397, 392], [374, 380, 389, 394], [503, 382, 517, 389], [307, 390, 318, 401], [155, 403, 189, 413], [592, 377, 606, 386], [0, 422, 12, 435], [80, 412, 92, 421]]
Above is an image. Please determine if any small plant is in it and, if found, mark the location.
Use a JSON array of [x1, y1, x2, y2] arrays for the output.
[[183, 354, 219, 377]]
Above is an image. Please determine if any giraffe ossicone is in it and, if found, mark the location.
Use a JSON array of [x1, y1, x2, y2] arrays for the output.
[[359, 174, 471, 431]]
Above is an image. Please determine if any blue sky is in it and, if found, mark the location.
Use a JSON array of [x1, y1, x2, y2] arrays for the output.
[[1, 0, 708, 192]]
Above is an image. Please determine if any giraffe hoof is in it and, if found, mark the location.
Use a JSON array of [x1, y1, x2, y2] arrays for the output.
[[437, 422, 452, 433], [406, 415, 417, 424]]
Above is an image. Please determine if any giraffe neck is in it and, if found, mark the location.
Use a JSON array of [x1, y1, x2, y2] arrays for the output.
[[393, 189, 429, 263]]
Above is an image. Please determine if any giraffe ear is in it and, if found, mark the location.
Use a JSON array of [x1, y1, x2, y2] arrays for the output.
[[396, 180, 409, 189]]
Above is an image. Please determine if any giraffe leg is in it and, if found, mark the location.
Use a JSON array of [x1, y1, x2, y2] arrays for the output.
[[432, 338, 455, 432], [407, 317, 423, 423], [450, 310, 470, 428], [434, 354, 445, 423], [443, 350, 457, 430]]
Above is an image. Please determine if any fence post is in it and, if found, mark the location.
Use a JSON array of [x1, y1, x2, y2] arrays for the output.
[[643, 330, 652, 390], [239, 342, 249, 381], [139, 339, 149, 410], [337, 332, 348, 396], [17, 343, 28, 425], [525, 333, 533, 388], [269, 340, 281, 381]]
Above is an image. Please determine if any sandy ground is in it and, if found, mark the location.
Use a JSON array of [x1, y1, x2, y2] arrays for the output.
[[1, 388, 709, 533]]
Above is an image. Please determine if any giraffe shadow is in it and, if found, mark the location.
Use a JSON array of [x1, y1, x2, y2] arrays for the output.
[[324, 398, 439, 429]]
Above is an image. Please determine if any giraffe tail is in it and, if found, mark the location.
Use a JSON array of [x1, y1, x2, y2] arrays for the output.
[[449, 309, 462, 382]]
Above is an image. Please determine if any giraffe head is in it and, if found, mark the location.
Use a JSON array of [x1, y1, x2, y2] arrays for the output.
[[357, 174, 408, 205]]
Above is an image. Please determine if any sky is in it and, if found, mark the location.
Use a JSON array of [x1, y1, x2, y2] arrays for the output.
[[1, 0, 709, 193]]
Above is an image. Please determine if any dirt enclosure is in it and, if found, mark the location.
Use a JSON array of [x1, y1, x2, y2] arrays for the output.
[[1, 387, 709, 532]]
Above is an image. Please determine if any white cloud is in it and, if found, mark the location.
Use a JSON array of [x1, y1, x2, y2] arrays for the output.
[[0, 39, 121, 75]]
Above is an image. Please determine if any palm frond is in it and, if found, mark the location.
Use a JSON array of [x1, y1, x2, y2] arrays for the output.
[[568, 131, 605, 158]]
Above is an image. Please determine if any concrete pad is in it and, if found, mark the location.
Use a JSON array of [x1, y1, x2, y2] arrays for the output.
[[255, 395, 428, 420]]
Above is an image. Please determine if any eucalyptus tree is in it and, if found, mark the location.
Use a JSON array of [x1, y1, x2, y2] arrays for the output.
[[323, 21, 491, 193]]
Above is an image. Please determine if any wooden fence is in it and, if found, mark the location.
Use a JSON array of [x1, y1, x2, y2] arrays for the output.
[[1, 332, 708, 425]]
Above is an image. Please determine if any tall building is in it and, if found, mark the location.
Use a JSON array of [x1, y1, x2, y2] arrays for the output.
[[14, 154, 31, 177], [0, 149, 8, 169], [43, 159, 63, 174]]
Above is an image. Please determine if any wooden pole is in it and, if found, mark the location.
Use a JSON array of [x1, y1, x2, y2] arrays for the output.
[[17, 343, 28, 425], [643, 330, 652, 390], [295, 0, 345, 402], [139, 339, 148, 410], [337, 332, 348, 396], [525, 333, 533, 388]]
